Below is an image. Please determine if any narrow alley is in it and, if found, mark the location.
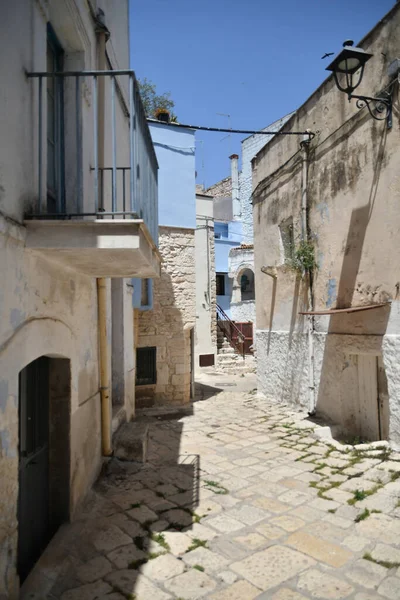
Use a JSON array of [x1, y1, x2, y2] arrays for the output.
[[22, 371, 400, 600]]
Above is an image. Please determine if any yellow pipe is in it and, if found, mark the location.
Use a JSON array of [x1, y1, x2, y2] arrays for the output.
[[97, 278, 112, 455], [96, 27, 112, 455]]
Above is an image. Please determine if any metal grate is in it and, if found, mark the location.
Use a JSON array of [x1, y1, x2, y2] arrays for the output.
[[136, 347, 157, 385]]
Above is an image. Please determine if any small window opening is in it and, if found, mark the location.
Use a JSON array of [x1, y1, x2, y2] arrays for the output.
[[216, 273, 225, 296], [136, 347, 157, 385], [279, 217, 294, 264]]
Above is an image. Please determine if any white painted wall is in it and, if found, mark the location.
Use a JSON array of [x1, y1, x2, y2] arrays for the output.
[[0, 2, 134, 595], [195, 194, 217, 365]]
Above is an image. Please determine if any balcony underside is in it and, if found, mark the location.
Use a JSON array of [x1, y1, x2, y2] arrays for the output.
[[24, 219, 161, 278]]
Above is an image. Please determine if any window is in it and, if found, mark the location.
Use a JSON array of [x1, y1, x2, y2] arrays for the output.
[[214, 223, 228, 239], [46, 24, 65, 213], [240, 269, 255, 301], [279, 217, 294, 264], [136, 347, 157, 385], [141, 279, 150, 306], [216, 273, 225, 296]]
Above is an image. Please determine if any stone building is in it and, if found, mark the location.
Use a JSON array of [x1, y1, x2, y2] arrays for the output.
[[134, 121, 196, 406], [253, 3, 400, 444], [0, 1, 159, 595], [206, 116, 293, 326], [195, 192, 217, 368]]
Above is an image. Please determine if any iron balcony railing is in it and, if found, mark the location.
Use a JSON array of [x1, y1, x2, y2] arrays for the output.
[[26, 70, 158, 244], [216, 303, 245, 360]]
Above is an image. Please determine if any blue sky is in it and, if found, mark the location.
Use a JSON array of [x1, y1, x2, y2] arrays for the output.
[[130, 0, 394, 188]]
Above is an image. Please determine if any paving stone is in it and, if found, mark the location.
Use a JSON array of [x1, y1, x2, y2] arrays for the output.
[[233, 457, 260, 466], [309, 497, 340, 512], [357, 491, 398, 513], [342, 534, 371, 552], [162, 508, 194, 527], [141, 553, 185, 581], [209, 537, 248, 560], [106, 543, 147, 569], [255, 522, 286, 540], [297, 568, 354, 599], [287, 531, 353, 567], [187, 522, 218, 541], [269, 514, 305, 532], [290, 505, 326, 522], [377, 577, 400, 600], [206, 514, 245, 533], [346, 558, 387, 589], [60, 581, 112, 600], [109, 513, 147, 538], [164, 568, 217, 598], [92, 526, 132, 552], [252, 497, 290, 513], [270, 590, 309, 600], [370, 543, 400, 564], [76, 556, 113, 583], [353, 594, 384, 600], [209, 579, 261, 599], [226, 504, 270, 525], [322, 514, 353, 530], [97, 594, 125, 600], [357, 514, 400, 546], [126, 505, 158, 524], [183, 547, 229, 572], [162, 531, 192, 555], [234, 532, 269, 549], [217, 570, 238, 584], [231, 545, 315, 589], [132, 575, 173, 600], [324, 488, 354, 504]]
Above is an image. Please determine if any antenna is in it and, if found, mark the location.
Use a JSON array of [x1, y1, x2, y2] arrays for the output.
[[216, 112, 232, 153]]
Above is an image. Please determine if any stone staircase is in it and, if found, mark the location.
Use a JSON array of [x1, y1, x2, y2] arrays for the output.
[[216, 327, 255, 374]]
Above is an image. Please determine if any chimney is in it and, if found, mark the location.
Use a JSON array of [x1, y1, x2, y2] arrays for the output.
[[230, 154, 240, 220]]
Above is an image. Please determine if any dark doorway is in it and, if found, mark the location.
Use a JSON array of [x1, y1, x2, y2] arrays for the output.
[[18, 357, 71, 584]]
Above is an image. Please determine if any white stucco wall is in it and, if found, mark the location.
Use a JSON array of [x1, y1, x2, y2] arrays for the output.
[[195, 194, 217, 365], [0, 1, 134, 596], [239, 114, 294, 244]]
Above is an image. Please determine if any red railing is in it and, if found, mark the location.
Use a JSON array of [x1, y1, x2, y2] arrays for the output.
[[216, 303, 245, 359]]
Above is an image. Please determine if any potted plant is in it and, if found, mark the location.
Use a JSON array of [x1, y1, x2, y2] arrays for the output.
[[155, 108, 170, 123]]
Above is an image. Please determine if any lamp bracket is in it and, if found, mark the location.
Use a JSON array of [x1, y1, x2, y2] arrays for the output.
[[349, 91, 392, 129]]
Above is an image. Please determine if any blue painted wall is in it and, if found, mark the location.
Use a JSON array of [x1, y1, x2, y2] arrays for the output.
[[149, 122, 196, 229], [214, 220, 242, 318]]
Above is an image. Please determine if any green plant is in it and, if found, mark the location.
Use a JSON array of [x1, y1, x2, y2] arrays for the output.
[[291, 240, 316, 274], [363, 552, 400, 569], [187, 538, 208, 552], [129, 558, 148, 570], [193, 564, 205, 572], [203, 480, 229, 495], [355, 508, 370, 522], [151, 532, 170, 552]]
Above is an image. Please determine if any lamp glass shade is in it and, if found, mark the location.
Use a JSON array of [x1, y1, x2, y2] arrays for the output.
[[337, 57, 362, 73]]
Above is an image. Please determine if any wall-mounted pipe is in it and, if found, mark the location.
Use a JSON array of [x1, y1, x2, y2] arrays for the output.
[[300, 136, 316, 415], [96, 18, 112, 456]]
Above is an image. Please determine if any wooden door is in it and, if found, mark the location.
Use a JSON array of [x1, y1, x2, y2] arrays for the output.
[[18, 357, 50, 583], [357, 354, 380, 441]]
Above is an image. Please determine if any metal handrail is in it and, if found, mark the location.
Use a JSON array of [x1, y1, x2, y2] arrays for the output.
[[26, 69, 158, 243], [216, 303, 245, 359]]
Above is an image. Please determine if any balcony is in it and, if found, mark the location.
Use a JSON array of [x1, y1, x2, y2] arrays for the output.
[[24, 70, 160, 278]]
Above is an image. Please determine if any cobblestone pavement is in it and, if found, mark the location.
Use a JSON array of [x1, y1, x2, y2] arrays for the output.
[[23, 371, 400, 600]]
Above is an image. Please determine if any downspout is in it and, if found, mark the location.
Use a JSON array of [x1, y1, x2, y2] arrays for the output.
[[300, 136, 316, 415], [96, 11, 112, 455]]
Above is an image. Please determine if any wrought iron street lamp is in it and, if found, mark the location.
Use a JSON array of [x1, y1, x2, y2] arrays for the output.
[[326, 40, 392, 128]]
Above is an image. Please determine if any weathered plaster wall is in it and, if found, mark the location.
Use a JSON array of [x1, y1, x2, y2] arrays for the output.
[[0, 1, 134, 595], [195, 195, 217, 366], [228, 246, 256, 324], [240, 114, 294, 243], [136, 227, 196, 405], [0, 217, 102, 596], [252, 3, 400, 444]]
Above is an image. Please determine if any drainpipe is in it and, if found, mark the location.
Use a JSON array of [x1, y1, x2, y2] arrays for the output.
[[96, 11, 112, 455], [230, 154, 241, 221], [300, 136, 316, 415]]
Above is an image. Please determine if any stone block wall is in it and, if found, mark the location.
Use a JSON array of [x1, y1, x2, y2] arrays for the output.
[[136, 227, 196, 405]]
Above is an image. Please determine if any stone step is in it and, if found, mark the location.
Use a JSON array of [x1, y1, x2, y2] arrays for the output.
[[113, 421, 149, 462]]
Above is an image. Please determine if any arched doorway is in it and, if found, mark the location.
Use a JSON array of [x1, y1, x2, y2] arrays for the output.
[[240, 268, 255, 301], [18, 356, 71, 583]]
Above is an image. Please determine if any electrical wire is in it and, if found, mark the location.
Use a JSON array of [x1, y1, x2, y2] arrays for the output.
[[148, 119, 315, 139]]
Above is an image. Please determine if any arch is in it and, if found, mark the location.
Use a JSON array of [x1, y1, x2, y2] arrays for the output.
[[240, 268, 255, 301]]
